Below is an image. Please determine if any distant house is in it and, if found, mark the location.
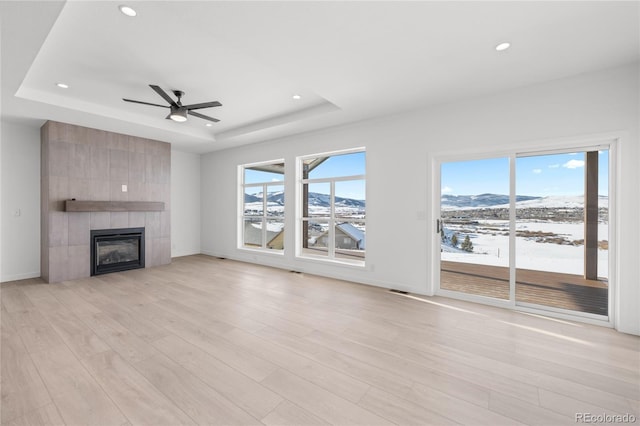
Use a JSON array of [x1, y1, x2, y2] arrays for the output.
[[314, 222, 365, 250], [244, 222, 284, 250]]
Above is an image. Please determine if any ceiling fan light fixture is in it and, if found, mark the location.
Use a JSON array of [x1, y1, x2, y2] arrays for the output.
[[169, 108, 188, 122], [119, 5, 137, 17]]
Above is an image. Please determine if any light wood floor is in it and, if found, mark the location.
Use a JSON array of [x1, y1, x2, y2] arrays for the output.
[[1, 255, 638, 425]]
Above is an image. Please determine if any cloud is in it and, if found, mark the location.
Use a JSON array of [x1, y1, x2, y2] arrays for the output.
[[548, 164, 560, 169], [442, 186, 453, 194], [562, 159, 585, 169], [532, 169, 542, 174]]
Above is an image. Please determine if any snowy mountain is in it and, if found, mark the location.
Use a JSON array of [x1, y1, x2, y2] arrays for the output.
[[506, 195, 609, 209], [244, 193, 262, 203], [441, 194, 540, 209], [441, 193, 608, 210], [245, 192, 365, 208]]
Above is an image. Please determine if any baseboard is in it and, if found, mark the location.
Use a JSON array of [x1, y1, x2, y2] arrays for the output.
[[195, 250, 428, 296], [1, 271, 41, 283]]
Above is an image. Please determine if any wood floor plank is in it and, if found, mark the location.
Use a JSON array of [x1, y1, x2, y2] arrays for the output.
[[358, 386, 459, 425], [261, 401, 329, 426], [76, 311, 158, 364], [43, 310, 111, 359], [538, 388, 629, 418], [132, 352, 259, 425], [151, 334, 283, 420], [255, 326, 415, 399], [405, 382, 527, 426], [80, 350, 195, 426], [1, 287, 35, 313], [160, 317, 278, 382], [86, 300, 170, 343], [0, 332, 52, 423], [260, 368, 394, 426], [8, 309, 65, 354], [29, 345, 127, 426], [223, 327, 371, 404], [488, 391, 574, 426], [3, 403, 65, 426], [307, 328, 540, 407], [48, 287, 102, 318]]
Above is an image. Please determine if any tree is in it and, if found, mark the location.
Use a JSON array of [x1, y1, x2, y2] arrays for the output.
[[461, 235, 474, 252], [451, 233, 458, 248]]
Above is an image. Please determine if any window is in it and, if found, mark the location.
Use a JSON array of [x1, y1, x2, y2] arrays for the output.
[[240, 160, 285, 251], [298, 149, 366, 264]]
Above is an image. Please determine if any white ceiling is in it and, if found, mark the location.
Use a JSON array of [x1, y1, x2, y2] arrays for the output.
[[1, 1, 639, 153]]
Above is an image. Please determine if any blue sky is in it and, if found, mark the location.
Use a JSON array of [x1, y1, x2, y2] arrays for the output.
[[308, 151, 366, 179], [309, 152, 366, 200], [245, 152, 367, 200], [442, 151, 609, 196]]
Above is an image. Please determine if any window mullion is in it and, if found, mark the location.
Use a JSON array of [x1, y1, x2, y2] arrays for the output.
[[262, 183, 268, 248], [329, 180, 336, 258]]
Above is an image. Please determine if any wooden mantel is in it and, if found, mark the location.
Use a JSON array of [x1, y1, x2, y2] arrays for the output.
[[64, 200, 165, 212]]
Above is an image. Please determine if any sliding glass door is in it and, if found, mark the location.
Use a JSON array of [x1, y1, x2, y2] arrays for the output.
[[439, 157, 511, 301], [515, 150, 609, 316], [437, 145, 611, 319]]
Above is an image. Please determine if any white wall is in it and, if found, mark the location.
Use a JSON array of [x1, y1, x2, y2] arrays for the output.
[[201, 64, 640, 335], [0, 123, 204, 279], [171, 150, 201, 257], [0, 121, 41, 281]]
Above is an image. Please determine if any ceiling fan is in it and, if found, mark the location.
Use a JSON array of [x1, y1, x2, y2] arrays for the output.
[[123, 84, 221, 123]]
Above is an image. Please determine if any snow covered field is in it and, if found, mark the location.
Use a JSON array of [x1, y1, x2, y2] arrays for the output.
[[442, 220, 609, 277]]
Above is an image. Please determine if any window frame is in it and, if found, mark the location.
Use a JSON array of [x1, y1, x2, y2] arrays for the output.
[[296, 148, 366, 266], [239, 159, 285, 253]]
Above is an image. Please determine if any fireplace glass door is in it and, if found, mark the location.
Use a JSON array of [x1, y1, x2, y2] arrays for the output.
[[91, 228, 145, 276]]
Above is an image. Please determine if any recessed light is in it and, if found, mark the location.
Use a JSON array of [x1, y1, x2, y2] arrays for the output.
[[56, 82, 69, 89], [292, 94, 301, 100], [119, 5, 137, 17], [205, 123, 213, 127], [495, 42, 511, 52]]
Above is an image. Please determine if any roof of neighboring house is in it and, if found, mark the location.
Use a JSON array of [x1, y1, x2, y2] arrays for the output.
[[243, 222, 283, 247], [336, 222, 366, 249]]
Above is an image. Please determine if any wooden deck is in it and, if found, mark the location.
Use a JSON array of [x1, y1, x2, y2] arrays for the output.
[[441, 261, 608, 315]]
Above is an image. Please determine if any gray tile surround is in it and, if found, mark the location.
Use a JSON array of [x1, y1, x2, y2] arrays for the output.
[[41, 121, 171, 283]]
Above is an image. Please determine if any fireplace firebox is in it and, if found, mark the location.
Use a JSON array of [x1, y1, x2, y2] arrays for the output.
[[90, 228, 145, 276]]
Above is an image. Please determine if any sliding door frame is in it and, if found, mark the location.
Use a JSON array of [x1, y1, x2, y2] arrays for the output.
[[430, 134, 618, 328]]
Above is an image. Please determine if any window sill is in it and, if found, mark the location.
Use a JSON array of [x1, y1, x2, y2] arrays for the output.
[[295, 254, 366, 269], [238, 247, 285, 256]]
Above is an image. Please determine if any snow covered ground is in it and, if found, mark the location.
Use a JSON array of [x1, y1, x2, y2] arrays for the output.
[[442, 220, 609, 277]]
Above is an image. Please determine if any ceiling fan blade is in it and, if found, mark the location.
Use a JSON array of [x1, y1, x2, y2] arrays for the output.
[[182, 101, 222, 110], [188, 110, 220, 122], [149, 84, 178, 107], [123, 98, 169, 108]]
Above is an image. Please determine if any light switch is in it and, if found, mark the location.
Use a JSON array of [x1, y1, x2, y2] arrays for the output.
[[121, 184, 128, 192]]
